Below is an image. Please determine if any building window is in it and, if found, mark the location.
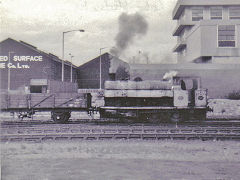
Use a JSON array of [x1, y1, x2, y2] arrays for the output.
[[210, 7, 222, 19], [192, 7, 203, 21], [218, 25, 236, 47], [180, 9, 185, 20], [229, 6, 240, 19], [182, 48, 186, 57], [180, 48, 187, 57]]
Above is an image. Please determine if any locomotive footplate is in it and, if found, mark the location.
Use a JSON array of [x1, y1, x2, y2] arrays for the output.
[[100, 106, 207, 122], [100, 106, 207, 110]]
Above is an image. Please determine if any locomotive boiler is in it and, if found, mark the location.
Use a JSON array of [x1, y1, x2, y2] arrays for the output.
[[99, 76, 208, 122]]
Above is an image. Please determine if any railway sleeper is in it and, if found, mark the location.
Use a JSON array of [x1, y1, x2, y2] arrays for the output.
[[55, 137, 69, 141], [99, 134, 114, 140], [156, 129, 169, 133], [10, 138, 23, 142], [114, 134, 128, 139], [92, 129, 103, 133], [206, 130, 218, 133], [86, 136, 98, 140], [181, 129, 193, 133], [142, 134, 157, 140], [41, 137, 54, 141], [128, 134, 142, 139], [25, 137, 41, 142], [132, 129, 144, 133], [103, 129, 118, 133], [70, 136, 85, 140]]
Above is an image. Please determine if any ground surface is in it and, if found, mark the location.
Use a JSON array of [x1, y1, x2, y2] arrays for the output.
[[1, 140, 240, 180]]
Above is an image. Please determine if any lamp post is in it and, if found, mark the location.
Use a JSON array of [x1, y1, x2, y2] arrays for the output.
[[62, 29, 84, 82], [8, 51, 14, 91], [69, 53, 74, 83], [99, 47, 109, 89]]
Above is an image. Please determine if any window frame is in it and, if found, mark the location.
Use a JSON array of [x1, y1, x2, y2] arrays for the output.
[[210, 6, 223, 20], [229, 6, 240, 20], [217, 25, 237, 48], [192, 7, 204, 21]]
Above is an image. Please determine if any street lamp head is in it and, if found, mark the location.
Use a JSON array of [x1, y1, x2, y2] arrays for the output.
[[79, 29, 85, 32]]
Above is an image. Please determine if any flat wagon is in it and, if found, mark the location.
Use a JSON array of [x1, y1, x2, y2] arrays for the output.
[[0, 92, 92, 123]]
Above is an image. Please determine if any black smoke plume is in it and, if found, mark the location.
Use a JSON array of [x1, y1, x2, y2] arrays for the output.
[[110, 12, 148, 57]]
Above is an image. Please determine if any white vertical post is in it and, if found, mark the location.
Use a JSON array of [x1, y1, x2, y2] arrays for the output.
[[71, 61, 73, 83], [62, 32, 65, 82], [62, 29, 84, 82], [8, 51, 14, 91], [69, 53, 74, 83], [99, 49, 102, 89]]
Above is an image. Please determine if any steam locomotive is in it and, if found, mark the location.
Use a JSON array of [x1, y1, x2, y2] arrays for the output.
[[99, 76, 209, 122]]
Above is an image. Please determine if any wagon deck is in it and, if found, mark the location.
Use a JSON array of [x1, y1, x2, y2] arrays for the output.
[[0, 93, 90, 111]]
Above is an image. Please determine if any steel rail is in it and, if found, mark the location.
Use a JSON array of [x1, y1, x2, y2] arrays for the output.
[[1, 120, 240, 129], [1, 132, 240, 142]]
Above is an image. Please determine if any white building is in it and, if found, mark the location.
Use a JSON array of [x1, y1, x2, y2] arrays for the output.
[[172, 0, 240, 63]]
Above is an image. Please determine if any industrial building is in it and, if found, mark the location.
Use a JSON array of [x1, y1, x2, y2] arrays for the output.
[[0, 38, 130, 93], [0, 38, 78, 93], [129, 0, 240, 98], [77, 52, 130, 89], [129, 63, 240, 98], [173, 0, 240, 63]]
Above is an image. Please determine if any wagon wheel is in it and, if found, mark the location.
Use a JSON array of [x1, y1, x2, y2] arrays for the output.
[[51, 111, 71, 123]]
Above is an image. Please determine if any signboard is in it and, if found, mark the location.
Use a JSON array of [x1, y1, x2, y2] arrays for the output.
[[30, 79, 48, 86], [0, 55, 43, 69]]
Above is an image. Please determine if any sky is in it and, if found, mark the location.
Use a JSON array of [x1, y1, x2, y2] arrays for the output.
[[0, 0, 178, 66]]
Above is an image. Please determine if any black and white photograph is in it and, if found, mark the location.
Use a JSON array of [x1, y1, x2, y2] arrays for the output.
[[1, 0, 240, 179]]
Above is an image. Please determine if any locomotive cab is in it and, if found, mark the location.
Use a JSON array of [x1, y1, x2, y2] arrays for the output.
[[172, 76, 207, 108]]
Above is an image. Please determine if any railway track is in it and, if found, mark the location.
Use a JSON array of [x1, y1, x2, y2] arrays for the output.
[[1, 118, 240, 128], [2, 133, 240, 142], [1, 121, 240, 142]]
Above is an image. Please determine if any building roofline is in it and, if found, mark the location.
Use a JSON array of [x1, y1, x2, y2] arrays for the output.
[[78, 52, 110, 68], [0, 37, 78, 68], [173, 0, 240, 20], [78, 52, 127, 68]]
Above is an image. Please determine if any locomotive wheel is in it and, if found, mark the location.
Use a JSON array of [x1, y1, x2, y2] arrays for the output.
[[137, 113, 160, 123], [192, 109, 207, 121], [159, 112, 170, 123], [149, 113, 161, 124], [170, 111, 182, 123], [51, 111, 71, 123], [138, 114, 150, 123]]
